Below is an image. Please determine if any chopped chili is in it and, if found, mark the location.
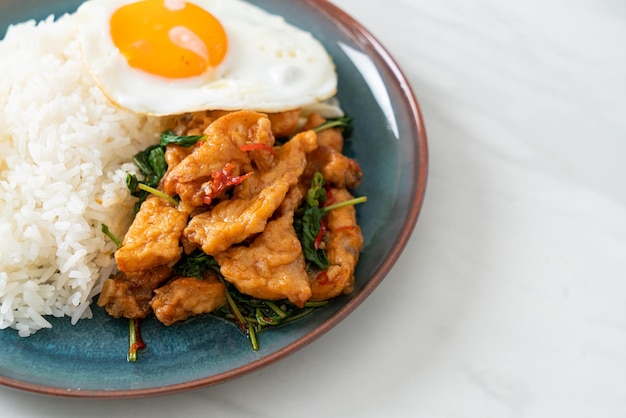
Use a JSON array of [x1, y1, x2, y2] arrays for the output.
[[202, 163, 252, 205], [313, 218, 327, 250]]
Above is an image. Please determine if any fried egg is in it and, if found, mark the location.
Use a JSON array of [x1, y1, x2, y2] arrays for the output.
[[76, 0, 337, 115]]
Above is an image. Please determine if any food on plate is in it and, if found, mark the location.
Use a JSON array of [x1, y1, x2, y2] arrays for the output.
[[98, 109, 365, 358], [0, 0, 365, 356]]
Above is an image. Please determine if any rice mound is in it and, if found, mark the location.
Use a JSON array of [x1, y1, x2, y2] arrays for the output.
[[0, 15, 163, 336]]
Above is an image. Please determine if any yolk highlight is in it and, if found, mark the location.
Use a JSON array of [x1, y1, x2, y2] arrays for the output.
[[110, 0, 228, 79]]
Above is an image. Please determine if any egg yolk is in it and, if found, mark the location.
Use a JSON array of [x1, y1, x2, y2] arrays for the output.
[[110, 0, 228, 79]]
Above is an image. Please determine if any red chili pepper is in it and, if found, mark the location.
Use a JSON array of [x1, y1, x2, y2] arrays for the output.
[[239, 143, 275, 156], [316, 271, 329, 285], [323, 186, 336, 207], [313, 218, 327, 250], [130, 318, 145, 352], [202, 163, 252, 205], [130, 341, 145, 352]]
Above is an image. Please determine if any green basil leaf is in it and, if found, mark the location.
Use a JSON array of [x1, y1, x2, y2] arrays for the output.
[[301, 206, 330, 270], [172, 250, 219, 279], [146, 146, 167, 187], [312, 115, 353, 138], [159, 129, 205, 148], [294, 171, 330, 270]]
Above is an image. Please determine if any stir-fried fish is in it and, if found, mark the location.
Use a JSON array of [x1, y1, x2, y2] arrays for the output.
[[170, 110, 232, 137], [309, 188, 364, 301], [301, 113, 362, 189], [182, 130, 318, 255], [305, 145, 363, 189], [115, 196, 188, 272], [162, 110, 275, 207], [267, 109, 301, 138], [216, 211, 311, 307], [150, 274, 226, 326], [97, 266, 172, 319], [302, 112, 344, 152], [102, 110, 364, 328], [171, 109, 301, 139]]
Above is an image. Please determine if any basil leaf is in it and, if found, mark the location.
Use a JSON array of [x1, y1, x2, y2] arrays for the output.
[[127, 142, 171, 214], [125, 173, 140, 197], [300, 206, 330, 270], [132, 148, 154, 178], [312, 115, 353, 138], [172, 250, 219, 279], [294, 171, 330, 270], [159, 129, 205, 148], [146, 146, 167, 187]]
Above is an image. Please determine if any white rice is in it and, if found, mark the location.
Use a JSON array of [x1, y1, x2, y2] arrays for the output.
[[0, 14, 163, 336]]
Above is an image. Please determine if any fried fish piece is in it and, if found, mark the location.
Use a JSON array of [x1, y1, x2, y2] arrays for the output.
[[301, 112, 344, 152], [97, 266, 172, 319], [162, 110, 275, 207], [305, 145, 363, 189], [150, 274, 226, 326], [300, 112, 362, 189], [309, 188, 364, 301], [170, 110, 232, 136], [114, 196, 188, 273], [215, 211, 311, 307], [172, 109, 299, 139], [183, 130, 318, 256], [267, 109, 301, 138]]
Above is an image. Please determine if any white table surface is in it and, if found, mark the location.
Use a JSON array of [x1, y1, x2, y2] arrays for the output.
[[2, 0, 625, 416]]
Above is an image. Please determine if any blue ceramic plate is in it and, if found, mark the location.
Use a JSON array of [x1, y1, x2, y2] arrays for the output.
[[0, 0, 427, 398]]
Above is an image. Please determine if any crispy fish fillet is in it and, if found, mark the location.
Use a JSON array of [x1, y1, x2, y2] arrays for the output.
[[267, 109, 301, 138], [114, 196, 188, 272], [97, 266, 172, 319], [150, 274, 226, 326], [162, 110, 275, 207], [170, 110, 232, 137], [171, 109, 300, 139], [300, 112, 362, 189], [305, 145, 363, 189], [215, 211, 311, 307], [309, 188, 364, 301], [182, 130, 318, 255], [301, 112, 344, 152]]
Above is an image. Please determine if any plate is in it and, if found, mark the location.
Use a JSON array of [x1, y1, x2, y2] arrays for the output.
[[0, 0, 428, 398]]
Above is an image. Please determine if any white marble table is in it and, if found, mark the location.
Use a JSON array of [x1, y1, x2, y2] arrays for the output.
[[2, 0, 625, 416]]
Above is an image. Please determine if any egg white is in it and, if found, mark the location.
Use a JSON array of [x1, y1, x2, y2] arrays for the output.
[[76, 0, 338, 116]]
